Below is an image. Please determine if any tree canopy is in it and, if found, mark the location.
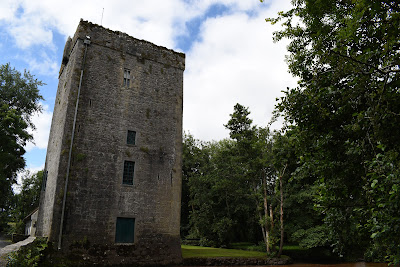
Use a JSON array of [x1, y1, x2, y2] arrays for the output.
[[0, 63, 43, 230], [269, 0, 400, 263], [182, 104, 326, 257]]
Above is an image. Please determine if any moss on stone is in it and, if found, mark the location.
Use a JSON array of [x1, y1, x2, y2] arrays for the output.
[[75, 153, 86, 162], [140, 146, 149, 153]]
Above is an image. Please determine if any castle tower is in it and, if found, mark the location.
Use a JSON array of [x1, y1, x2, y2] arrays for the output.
[[36, 20, 184, 265]]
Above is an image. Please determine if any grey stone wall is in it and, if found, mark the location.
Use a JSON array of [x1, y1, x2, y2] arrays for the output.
[[36, 38, 85, 241], [36, 20, 184, 265]]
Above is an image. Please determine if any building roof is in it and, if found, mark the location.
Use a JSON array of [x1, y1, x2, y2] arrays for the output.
[[23, 207, 39, 222]]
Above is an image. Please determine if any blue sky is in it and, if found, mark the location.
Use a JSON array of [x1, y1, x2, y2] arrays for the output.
[[0, 0, 297, 179]]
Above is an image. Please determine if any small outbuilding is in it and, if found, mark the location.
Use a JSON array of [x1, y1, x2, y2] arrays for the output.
[[24, 208, 38, 236]]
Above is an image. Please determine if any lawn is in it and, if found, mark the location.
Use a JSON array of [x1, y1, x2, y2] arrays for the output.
[[181, 245, 268, 258]]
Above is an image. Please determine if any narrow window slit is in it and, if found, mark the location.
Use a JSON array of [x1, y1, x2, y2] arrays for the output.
[[123, 161, 135, 185], [127, 130, 136, 145], [123, 69, 130, 87]]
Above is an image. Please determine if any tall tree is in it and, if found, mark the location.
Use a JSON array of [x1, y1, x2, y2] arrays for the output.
[[225, 104, 279, 254], [274, 128, 329, 251], [184, 104, 328, 255], [269, 0, 400, 263], [188, 139, 259, 246], [186, 104, 266, 246], [0, 63, 43, 231]]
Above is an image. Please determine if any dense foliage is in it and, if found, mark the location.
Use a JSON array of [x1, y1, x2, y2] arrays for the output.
[[268, 0, 400, 263], [181, 104, 328, 257], [7, 237, 47, 267], [182, 134, 260, 247], [182, 2, 400, 261], [0, 63, 43, 231]]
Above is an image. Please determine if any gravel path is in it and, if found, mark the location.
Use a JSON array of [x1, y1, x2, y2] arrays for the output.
[[0, 235, 11, 250]]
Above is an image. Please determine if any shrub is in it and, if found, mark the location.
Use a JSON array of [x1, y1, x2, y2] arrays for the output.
[[7, 238, 47, 267]]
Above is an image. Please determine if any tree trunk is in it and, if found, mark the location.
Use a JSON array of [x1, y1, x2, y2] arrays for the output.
[[262, 170, 271, 253], [269, 204, 274, 229], [258, 211, 267, 245], [255, 187, 267, 246], [277, 164, 287, 257]]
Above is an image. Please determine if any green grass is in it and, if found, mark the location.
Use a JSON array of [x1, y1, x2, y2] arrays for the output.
[[229, 242, 255, 250], [181, 245, 268, 258], [281, 245, 307, 251], [230, 242, 306, 252]]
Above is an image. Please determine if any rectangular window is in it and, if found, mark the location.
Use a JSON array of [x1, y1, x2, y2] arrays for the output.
[[115, 217, 135, 243], [127, 130, 136, 145], [123, 161, 135, 185], [123, 69, 130, 87]]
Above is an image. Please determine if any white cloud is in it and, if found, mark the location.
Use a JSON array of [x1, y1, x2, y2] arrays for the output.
[[10, 17, 54, 49], [25, 103, 52, 152], [14, 165, 44, 193], [0, 0, 21, 21], [183, 1, 297, 141], [0, 0, 290, 50], [0, 0, 191, 50], [26, 52, 58, 77], [24, 165, 45, 176], [1, 0, 297, 146], [14, 50, 59, 77]]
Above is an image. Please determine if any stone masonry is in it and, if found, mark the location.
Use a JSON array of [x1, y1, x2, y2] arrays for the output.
[[36, 20, 185, 265]]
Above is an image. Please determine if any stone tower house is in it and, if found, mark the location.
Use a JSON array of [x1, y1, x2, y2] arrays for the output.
[[36, 20, 184, 265]]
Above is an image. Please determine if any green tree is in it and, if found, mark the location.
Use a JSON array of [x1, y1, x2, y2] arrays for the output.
[[184, 105, 265, 247], [225, 104, 267, 244], [181, 132, 209, 238], [0, 63, 43, 231], [11, 171, 43, 234], [188, 139, 259, 246], [269, 0, 400, 263], [16, 171, 43, 218], [225, 104, 280, 254], [272, 128, 330, 253], [184, 104, 333, 255]]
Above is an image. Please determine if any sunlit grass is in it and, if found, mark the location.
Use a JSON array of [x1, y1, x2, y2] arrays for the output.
[[181, 245, 268, 258]]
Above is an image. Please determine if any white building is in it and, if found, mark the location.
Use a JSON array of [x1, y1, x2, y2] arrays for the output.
[[24, 208, 38, 236]]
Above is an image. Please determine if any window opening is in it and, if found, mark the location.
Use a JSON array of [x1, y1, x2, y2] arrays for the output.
[[123, 161, 135, 185], [115, 217, 135, 243], [123, 69, 130, 87], [127, 130, 136, 145]]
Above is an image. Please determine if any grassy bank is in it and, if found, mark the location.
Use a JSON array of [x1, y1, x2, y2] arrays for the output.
[[181, 245, 268, 258], [182, 243, 337, 263]]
